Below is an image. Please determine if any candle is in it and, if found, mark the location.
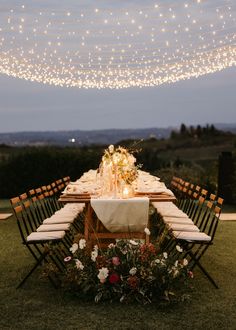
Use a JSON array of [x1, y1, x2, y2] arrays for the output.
[[122, 186, 129, 198]]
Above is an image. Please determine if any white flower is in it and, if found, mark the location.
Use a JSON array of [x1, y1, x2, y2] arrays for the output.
[[79, 239, 86, 250], [163, 252, 168, 259], [97, 267, 109, 283], [176, 245, 183, 253], [91, 250, 98, 262], [129, 267, 137, 276], [108, 243, 115, 249], [183, 258, 188, 266], [173, 269, 179, 278], [70, 243, 78, 254], [91, 245, 99, 261], [175, 260, 178, 267], [144, 227, 151, 236], [75, 259, 84, 270], [108, 145, 114, 153], [128, 154, 136, 165], [129, 240, 138, 246], [154, 258, 160, 264]]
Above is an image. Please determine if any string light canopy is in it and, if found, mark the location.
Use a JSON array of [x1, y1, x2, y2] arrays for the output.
[[0, 0, 235, 89]]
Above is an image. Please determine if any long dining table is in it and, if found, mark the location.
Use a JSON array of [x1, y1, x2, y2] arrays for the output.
[[59, 169, 176, 244]]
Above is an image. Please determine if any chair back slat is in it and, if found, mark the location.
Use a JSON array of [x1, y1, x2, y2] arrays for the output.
[[14, 205, 23, 214], [209, 194, 216, 202], [19, 193, 28, 201], [11, 196, 21, 205]]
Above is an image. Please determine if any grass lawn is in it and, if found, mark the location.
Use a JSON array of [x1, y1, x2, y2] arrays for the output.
[[0, 202, 236, 330]]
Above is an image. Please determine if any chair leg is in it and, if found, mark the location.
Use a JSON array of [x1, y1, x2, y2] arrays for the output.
[[18, 248, 63, 289], [17, 252, 47, 289], [188, 250, 219, 289]]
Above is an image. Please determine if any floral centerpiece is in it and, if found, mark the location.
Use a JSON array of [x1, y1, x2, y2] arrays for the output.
[[61, 232, 192, 304], [99, 145, 139, 196]]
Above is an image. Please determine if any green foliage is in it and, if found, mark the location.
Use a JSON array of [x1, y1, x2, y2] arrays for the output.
[[153, 161, 218, 193], [61, 238, 190, 304], [0, 146, 103, 197], [171, 123, 232, 141]]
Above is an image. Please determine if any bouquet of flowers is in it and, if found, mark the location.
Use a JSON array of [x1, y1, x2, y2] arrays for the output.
[[101, 145, 139, 185], [62, 232, 192, 304]]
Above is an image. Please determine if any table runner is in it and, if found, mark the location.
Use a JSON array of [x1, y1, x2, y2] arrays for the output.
[[91, 197, 149, 233]]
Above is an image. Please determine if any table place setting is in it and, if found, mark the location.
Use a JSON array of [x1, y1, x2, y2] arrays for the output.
[[60, 145, 174, 203]]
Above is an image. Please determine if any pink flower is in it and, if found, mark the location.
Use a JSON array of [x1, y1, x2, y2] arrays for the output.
[[64, 256, 72, 263], [112, 256, 120, 266], [97, 267, 109, 283], [100, 277, 106, 284], [109, 273, 120, 284], [188, 271, 194, 278]]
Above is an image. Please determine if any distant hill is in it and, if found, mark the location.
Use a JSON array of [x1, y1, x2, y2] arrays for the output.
[[0, 124, 235, 146], [0, 127, 173, 146], [214, 123, 236, 134]]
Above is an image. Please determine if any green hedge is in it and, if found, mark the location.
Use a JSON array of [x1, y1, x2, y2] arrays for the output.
[[0, 144, 233, 201], [0, 146, 103, 198]]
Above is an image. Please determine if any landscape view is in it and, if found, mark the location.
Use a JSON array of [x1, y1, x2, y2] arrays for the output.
[[0, 123, 236, 202], [0, 1, 236, 330]]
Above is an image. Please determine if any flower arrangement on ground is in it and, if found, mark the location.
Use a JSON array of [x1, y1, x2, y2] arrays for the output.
[[61, 232, 192, 304]]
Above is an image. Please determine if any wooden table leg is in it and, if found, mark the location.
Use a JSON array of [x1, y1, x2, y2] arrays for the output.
[[84, 202, 93, 241]]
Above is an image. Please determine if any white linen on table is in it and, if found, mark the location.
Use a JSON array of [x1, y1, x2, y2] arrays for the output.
[[62, 169, 173, 197], [62, 169, 100, 195], [135, 171, 174, 196], [91, 197, 149, 233]]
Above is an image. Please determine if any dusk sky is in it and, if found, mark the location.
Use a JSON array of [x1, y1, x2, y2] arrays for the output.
[[0, 66, 235, 133], [0, 0, 236, 132]]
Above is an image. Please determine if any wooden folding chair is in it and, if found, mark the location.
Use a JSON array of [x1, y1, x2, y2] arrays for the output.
[[41, 185, 55, 217], [55, 179, 65, 192], [170, 201, 223, 288], [51, 182, 63, 209], [10, 197, 67, 288], [62, 176, 71, 186]]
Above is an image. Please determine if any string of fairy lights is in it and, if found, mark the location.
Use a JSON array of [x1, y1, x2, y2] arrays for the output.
[[0, 0, 235, 89]]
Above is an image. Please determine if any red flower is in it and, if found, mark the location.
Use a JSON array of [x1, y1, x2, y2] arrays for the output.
[[109, 273, 120, 284], [128, 275, 140, 289], [140, 243, 156, 255]]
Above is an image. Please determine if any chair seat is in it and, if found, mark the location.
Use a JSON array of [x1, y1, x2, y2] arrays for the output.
[[55, 210, 78, 216], [163, 216, 193, 225], [43, 217, 74, 224], [64, 203, 85, 211], [50, 214, 74, 220], [152, 201, 176, 209], [27, 231, 65, 242], [172, 231, 211, 242], [36, 223, 70, 232], [159, 210, 189, 218], [168, 223, 200, 232]]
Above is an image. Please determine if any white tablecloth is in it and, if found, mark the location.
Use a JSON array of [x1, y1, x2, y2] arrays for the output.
[[63, 169, 174, 197], [91, 197, 149, 232]]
